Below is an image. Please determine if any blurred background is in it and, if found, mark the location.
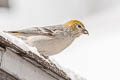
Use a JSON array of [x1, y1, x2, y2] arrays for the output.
[[0, 0, 120, 80]]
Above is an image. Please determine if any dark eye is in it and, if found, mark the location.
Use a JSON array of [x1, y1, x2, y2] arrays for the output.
[[78, 25, 82, 28]]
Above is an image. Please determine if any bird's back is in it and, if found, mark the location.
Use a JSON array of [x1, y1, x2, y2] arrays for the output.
[[4, 25, 74, 56]]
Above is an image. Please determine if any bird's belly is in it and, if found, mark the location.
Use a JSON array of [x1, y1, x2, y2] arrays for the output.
[[26, 36, 73, 56]]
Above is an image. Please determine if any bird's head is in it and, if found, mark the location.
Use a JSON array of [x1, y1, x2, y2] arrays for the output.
[[64, 20, 89, 37]]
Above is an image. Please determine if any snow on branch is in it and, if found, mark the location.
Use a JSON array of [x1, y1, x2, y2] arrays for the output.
[[0, 31, 71, 80]]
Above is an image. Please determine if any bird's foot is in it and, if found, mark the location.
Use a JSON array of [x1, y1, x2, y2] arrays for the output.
[[41, 54, 49, 59]]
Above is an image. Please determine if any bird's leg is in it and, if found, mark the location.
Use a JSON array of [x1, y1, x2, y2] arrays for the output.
[[39, 51, 49, 59], [41, 54, 49, 59]]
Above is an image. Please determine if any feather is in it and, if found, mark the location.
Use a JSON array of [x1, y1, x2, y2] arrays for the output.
[[4, 25, 65, 37]]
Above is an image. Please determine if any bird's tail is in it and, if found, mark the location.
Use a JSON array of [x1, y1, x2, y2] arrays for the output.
[[4, 31, 20, 36], [4, 31, 27, 40], [4, 31, 18, 33]]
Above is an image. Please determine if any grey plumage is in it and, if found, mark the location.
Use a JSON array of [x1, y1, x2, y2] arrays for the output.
[[5, 25, 65, 37], [4, 20, 88, 56]]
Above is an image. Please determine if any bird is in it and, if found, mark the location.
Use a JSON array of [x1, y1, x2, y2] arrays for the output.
[[4, 20, 89, 57]]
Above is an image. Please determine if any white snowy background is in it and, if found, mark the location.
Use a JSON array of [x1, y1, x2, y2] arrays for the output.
[[0, 0, 120, 80]]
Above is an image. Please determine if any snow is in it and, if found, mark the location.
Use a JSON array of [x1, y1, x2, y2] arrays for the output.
[[64, 69, 86, 80], [0, 31, 41, 57], [50, 58, 86, 80], [0, 31, 86, 80]]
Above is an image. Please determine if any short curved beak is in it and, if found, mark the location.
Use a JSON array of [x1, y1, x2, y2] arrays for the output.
[[82, 29, 89, 35]]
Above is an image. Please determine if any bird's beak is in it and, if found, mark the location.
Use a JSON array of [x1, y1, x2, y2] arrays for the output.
[[82, 29, 89, 35]]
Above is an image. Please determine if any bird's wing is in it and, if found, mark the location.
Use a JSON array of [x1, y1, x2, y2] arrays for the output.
[[5, 25, 65, 37]]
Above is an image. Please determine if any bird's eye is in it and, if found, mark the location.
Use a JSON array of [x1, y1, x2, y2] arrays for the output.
[[78, 25, 82, 28]]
